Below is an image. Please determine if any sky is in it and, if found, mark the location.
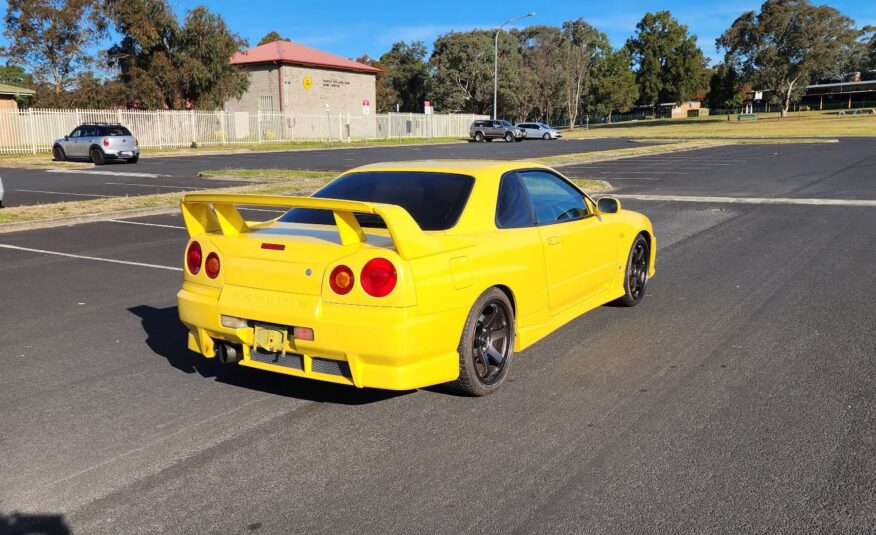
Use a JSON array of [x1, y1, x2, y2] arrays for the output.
[[0, 0, 874, 66]]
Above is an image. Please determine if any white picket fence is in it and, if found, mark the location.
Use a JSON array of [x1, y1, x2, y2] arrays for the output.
[[0, 108, 487, 154]]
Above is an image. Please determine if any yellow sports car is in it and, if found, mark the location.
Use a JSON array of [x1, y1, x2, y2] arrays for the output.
[[177, 161, 655, 395]]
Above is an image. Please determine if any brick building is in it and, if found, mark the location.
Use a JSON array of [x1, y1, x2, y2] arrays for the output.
[[225, 40, 380, 117]]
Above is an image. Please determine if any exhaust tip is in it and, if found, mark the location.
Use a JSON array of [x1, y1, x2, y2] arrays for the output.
[[217, 343, 242, 364]]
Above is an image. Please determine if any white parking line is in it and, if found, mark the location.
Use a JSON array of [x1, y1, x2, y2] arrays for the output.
[[15, 189, 118, 198], [47, 169, 171, 178], [0, 243, 182, 271], [105, 182, 202, 190], [107, 219, 185, 230], [616, 194, 876, 207]]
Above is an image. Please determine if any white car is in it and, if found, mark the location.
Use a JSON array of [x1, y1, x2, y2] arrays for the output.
[[516, 122, 563, 140], [0, 175, 4, 208]]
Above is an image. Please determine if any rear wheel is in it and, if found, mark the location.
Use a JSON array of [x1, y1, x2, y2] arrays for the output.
[[53, 145, 66, 161], [474, 131, 484, 142], [504, 132, 514, 142], [89, 147, 106, 165], [615, 235, 650, 307], [127, 155, 139, 164], [447, 288, 514, 396]]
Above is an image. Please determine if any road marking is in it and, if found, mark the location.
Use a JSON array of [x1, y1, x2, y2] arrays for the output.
[[107, 219, 185, 230], [0, 243, 182, 271], [47, 169, 170, 178], [105, 182, 201, 190], [15, 189, 118, 198], [616, 194, 876, 207]]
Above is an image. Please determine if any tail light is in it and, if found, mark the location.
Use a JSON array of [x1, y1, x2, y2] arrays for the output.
[[361, 258, 397, 297], [186, 241, 202, 274], [329, 265, 354, 295], [205, 252, 221, 279], [102, 137, 110, 147]]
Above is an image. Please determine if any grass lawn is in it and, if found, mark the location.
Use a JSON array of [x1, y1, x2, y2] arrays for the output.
[[563, 110, 876, 139]]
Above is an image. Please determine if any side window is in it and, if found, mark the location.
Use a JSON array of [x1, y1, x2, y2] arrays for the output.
[[496, 173, 534, 228], [519, 170, 588, 225], [69, 128, 82, 138]]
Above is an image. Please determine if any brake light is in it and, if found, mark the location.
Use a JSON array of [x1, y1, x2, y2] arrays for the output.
[[186, 241, 202, 274], [102, 137, 109, 147], [361, 258, 397, 297], [329, 265, 354, 295], [261, 243, 285, 250], [205, 252, 220, 279]]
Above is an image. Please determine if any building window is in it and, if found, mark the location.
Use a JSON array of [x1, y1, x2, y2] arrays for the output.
[[259, 96, 275, 113]]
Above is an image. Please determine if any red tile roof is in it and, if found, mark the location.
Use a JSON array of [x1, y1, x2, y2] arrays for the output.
[[230, 40, 381, 74]]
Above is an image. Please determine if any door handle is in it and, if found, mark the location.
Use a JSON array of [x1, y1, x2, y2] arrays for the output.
[[547, 236, 563, 245]]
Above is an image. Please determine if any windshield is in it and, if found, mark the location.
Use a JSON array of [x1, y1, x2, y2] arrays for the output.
[[538, 123, 551, 129], [500, 120, 514, 128], [280, 171, 475, 231]]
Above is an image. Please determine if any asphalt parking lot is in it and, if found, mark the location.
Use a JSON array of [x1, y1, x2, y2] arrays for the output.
[[0, 137, 647, 207], [0, 139, 874, 533]]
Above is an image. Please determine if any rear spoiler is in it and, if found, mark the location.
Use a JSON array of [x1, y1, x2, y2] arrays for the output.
[[180, 193, 473, 260]]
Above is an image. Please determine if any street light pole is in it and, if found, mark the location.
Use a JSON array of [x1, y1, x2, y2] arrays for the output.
[[494, 12, 535, 120]]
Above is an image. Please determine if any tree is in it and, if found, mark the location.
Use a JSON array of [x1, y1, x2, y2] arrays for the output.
[[258, 31, 288, 46], [429, 31, 493, 114], [106, 0, 248, 109], [717, 0, 859, 117], [561, 19, 608, 129], [2, 0, 107, 94], [626, 11, 708, 106], [356, 55, 397, 112], [706, 60, 744, 110], [516, 25, 565, 122], [379, 41, 430, 112], [591, 49, 638, 123]]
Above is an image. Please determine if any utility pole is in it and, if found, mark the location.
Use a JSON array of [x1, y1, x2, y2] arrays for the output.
[[494, 12, 535, 120]]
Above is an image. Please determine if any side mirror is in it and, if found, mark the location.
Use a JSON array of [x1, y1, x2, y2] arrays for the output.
[[64, 135, 69, 141], [597, 197, 621, 214]]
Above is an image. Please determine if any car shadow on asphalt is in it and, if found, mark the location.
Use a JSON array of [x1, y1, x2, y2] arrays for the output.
[[129, 305, 410, 405], [0, 512, 71, 535]]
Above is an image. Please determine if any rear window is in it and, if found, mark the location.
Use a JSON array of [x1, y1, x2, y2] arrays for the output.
[[101, 126, 133, 136], [280, 171, 475, 231]]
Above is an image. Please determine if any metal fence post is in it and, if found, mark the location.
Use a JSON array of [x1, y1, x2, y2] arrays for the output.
[[257, 110, 262, 144], [28, 108, 36, 154]]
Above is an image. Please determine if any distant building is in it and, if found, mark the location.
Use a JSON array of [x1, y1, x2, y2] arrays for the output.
[[0, 84, 35, 111], [658, 100, 709, 119], [802, 74, 876, 110], [225, 40, 381, 117]]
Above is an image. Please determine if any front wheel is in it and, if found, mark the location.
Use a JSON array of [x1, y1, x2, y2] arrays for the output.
[[504, 132, 514, 142], [89, 148, 106, 165], [542, 133, 550, 140], [53, 146, 66, 161], [615, 235, 650, 307], [447, 288, 515, 396]]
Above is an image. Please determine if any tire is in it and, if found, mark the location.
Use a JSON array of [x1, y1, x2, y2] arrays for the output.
[[127, 156, 139, 164], [53, 145, 66, 161], [504, 132, 514, 142], [542, 133, 550, 140], [615, 234, 650, 307], [474, 131, 484, 142], [446, 288, 515, 396], [89, 147, 106, 165]]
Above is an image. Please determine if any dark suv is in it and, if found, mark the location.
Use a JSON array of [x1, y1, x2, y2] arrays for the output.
[[53, 123, 140, 164], [469, 120, 526, 142]]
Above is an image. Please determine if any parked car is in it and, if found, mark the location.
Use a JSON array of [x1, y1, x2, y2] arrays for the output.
[[469, 120, 526, 142], [0, 175, 4, 208], [53, 122, 140, 165], [516, 122, 562, 140], [177, 160, 655, 395]]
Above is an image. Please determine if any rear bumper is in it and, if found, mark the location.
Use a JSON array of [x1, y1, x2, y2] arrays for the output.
[[105, 148, 140, 159], [177, 282, 462, 390]]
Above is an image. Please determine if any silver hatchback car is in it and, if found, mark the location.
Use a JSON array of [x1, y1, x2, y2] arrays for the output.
[[53, 123, 140, 165], [516, 122, 562, 140]]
